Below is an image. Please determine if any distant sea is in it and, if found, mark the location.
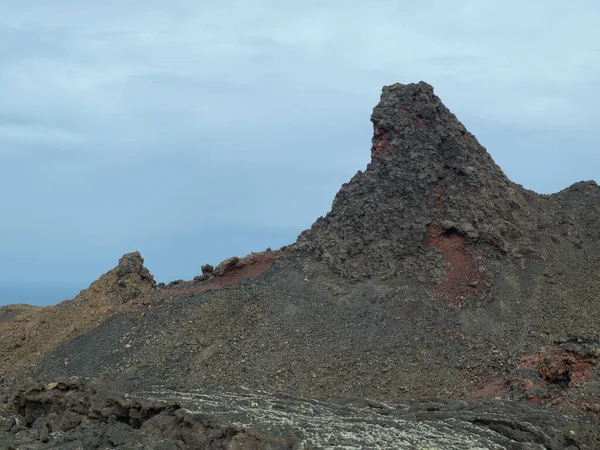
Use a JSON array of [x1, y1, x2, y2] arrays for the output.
[[0, 283, 85, 307]]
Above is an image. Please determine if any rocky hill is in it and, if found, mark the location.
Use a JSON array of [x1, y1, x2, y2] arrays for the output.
[[1, 82, 599, 449]]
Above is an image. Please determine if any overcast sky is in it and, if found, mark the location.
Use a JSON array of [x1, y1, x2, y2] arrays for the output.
[[1, 1, 599, 305]]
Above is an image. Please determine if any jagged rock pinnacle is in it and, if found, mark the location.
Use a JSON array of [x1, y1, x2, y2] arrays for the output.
[[297, 82, 539, 280], [74, 251, 156, 304], [115, 251, 155, 284]]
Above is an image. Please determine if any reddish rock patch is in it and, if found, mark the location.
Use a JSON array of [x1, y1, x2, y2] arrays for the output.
[[539, 353, 594, 386], [472, 339, 599, 415], [208, 250, 280, 290], [501, 340, 600, 416], [401, 302, 416, 320], [426, 225, 486, 304], [519, 345, 596, 388], [371, 127, 390, 159], [157, 250, 280, 300], [398, 108, 424, 128]]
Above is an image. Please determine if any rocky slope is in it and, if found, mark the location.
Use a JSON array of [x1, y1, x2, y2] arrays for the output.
[[1, 82, 599, 448], [0, 252, 156, 379]]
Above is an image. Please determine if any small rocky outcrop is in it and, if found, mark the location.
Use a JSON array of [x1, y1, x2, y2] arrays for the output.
[[507, 335, 600, 408], [213, 257, 240, 277], [199, 264, 215, 281], [78, 251, 156, 304]]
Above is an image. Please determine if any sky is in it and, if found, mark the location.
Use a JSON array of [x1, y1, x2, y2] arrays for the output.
[[1, 0, 599, 305]]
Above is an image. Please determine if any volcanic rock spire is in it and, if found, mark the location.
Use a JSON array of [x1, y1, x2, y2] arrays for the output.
[[297, 82, 538, 280]]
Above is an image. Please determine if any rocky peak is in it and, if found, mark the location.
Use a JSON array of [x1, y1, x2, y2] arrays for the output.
[[297, 82, 539, 280], [75, 251, 156, 305], [115, 252, 155, 285]]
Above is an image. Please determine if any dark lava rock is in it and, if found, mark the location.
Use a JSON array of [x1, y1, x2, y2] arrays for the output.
[[0, 379, 295, 450], [214, 257, 240, 277], [202, 264, 214, 275], [296, 82, 540, 281], [1, 379, 598, 449]]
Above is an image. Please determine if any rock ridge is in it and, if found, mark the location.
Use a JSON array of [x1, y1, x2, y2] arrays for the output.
[[296, 81, 542, 280]]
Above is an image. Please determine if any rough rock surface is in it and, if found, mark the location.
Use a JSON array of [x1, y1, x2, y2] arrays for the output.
[[1, 82, 600, 448], [0, 305, 39, 327], [0, 379, 295, 450], [1, 379, 597, 449], [296, 82, 545, 282]]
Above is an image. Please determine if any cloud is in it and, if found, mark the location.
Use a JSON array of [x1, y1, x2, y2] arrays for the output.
[[0, 120, 82, 147], [3, 1, 599, 134]]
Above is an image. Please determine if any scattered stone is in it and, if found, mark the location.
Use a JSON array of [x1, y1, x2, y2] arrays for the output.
[[214, 257, 240, 277]]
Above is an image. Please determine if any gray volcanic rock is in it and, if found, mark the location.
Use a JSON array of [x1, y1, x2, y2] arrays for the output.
[[1, 379, 597, 449], [0, 380, 295, 449], [296, 82, 540, 281]]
